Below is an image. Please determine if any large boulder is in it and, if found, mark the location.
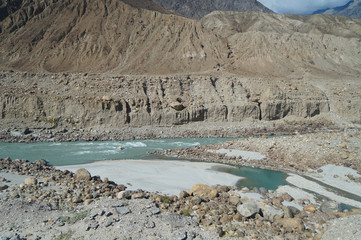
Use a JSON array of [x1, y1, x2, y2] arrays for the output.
[[24, 177, 37, 185], [263, 205, 284, 221], [237, 201, 260, 218], [188, 184, 218, 199], [75, 168, 91, 181], [320, 201, 341, 213]]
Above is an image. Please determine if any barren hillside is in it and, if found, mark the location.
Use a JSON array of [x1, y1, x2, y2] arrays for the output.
[[0, 0, 224, 74], [1, 0, 361, 77]]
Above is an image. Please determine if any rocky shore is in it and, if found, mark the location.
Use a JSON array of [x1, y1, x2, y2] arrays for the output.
[[1, 157, 361, 239], [156, 131, 361, 176]]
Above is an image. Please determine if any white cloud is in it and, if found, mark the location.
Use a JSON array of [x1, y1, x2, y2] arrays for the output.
[[258, 0, 351, 14]]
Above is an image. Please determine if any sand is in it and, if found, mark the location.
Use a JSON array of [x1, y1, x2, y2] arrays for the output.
[[58, 159, 243, 195], [286, 174, 361, 208]]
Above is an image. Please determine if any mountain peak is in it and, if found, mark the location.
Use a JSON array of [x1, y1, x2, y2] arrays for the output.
[[151, 0, 273, 19]]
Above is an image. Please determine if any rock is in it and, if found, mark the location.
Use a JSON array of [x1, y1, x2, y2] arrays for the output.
[[24, 177, 37, 185], [263, 205, 284, 221], [87, 221, 99, 230], [237, 201, 260, 218], [277, 217, 304, 232], [72, 197, 82, 204], [145, 221, 155, 229], [149, 207, 161, 215], [34, 159, 49, 166], [188, 184, 218, 199], [75, 168, 91, 181], [9, 234, 20, 240], [259, 187, 268, 195], [179, 190, 189, 199], [116, 206, 131, 215], [105, 219, 114, 227], [102, 95, 111, 101], [303, 205, 317, 213], [229, 196, 240, 206], [320, 201, 341, 213], [173, 230, 187, 240], [0, 184, 9, 191], [170, 102, 186, 111], [281, 193, 293, 202], [23, 128, 32, 135], [190, 196, 202, 205], [117, 190, 132, 199]]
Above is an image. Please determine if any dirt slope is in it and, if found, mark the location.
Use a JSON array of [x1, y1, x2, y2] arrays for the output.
[[0, 0, 224, 74]]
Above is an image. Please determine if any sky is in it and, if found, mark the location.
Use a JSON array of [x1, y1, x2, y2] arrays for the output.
[[258, 0, 351, 14]]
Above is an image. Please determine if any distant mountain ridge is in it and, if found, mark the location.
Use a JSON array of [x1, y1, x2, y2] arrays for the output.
[[152, 0, 273, 19], [313, 0, 361, 18]]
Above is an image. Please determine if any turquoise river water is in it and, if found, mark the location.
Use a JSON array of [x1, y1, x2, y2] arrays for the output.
[[0, 138, 288, 190]]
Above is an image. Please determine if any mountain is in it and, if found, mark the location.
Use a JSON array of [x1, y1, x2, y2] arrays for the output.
[[0, 0, 361, 77], [313, 0, 361, 19], [152, 0, 273, 19]]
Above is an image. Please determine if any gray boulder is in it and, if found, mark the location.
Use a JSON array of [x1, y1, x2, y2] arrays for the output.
[[320, 201, 341, 213], [263, 205, 284, 221], [237, 201, 260, 217]]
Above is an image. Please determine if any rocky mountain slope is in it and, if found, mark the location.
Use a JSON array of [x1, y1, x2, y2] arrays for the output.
[[313, 0, 361, 19], [152, 0, 273, 19], [0, 0, 360, 132], [1, 0, 361, 77]]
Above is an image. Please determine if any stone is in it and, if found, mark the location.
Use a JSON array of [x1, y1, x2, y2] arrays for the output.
[[229, 196, 240, 206], [259, 187, 268, 195], [87, 222, 99, 230], [237, 201, 260, 218], [188, 184, 218, 199], [105, 219, 114, 227], [0, 184, 9, 191], [179, 190, 189, 199], [281, 193, 293, 202], [23, 128, 32, 135], [173, 230, 187, 240], [320, 201, 341, 213], [145, 221, 155, 229], [263, 205, 284, 221], [303, 205, 317, 213], [149, 207, 160, 215], [190, 196, 202, 205], [117, 190, 132, 199], [9, 234, 20, 240], [34, 159, 49, 166], [276, 217, 304, 232], [72, 197, 82, 204], [24, 177, 37, 185], [116, 206, 131, 215], [170, 102, 186, 111], [75, 168, 91, 181]]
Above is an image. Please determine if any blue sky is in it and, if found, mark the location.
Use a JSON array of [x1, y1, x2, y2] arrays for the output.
[[258, 0, 351, 14]]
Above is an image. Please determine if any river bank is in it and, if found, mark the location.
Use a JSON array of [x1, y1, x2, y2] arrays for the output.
[[1, 157, 361, 240], [0, 116, 342, 143]]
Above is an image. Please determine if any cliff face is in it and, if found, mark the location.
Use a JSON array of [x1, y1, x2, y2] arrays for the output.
[[0, 73, 333, 129]]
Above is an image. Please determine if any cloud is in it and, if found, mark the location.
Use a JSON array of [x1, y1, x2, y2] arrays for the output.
[[258, 0, 351, 14]]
